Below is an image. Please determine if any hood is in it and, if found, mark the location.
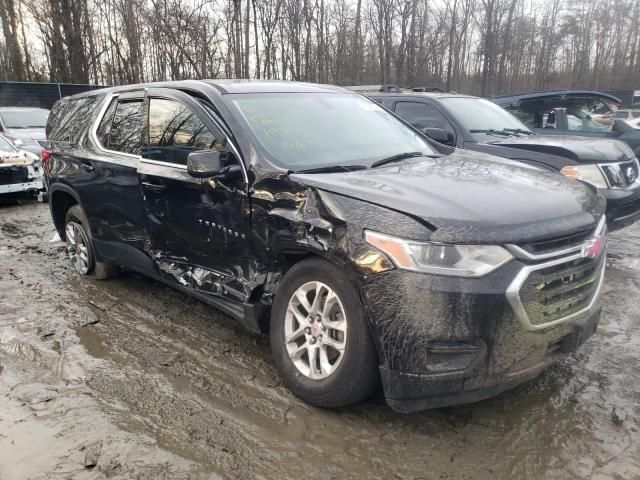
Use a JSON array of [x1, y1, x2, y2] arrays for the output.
[[488, 135, 635, 163], [291, 150, 604, 244], [3, 128, 46, 154]]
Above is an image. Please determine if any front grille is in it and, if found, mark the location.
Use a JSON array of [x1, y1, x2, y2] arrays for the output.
[[518, 255, 604, 327], [0, 166, 29, 186], [622, 159, 639, 185], [520, 226, 594, 255], [601, 159, 639, 187]]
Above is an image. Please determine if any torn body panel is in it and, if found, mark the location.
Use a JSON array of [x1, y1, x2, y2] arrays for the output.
[[0, 151, 45, 198]]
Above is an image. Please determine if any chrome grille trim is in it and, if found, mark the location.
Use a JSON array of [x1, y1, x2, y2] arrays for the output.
[[506, 251, 606, 332]]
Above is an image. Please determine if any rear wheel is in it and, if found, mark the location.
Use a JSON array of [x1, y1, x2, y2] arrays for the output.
[[270, 258, 379, 408], [64, 205, 118, 279]]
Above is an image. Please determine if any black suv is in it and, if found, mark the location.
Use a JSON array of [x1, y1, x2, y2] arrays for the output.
[[44, 80, 606, 413], [366, 90, 640, 231]]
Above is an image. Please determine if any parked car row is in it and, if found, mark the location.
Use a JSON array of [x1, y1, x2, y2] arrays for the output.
[[42, 80, 615, 413], [0, 107, 49, 155], [0, 107, 49, 202], [0, 132, 47, 202], [362, 88, 640, 231]]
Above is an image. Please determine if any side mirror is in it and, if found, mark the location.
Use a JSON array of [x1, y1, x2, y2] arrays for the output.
[[612, 119, 632, 135], [187, 150, 222, 178], [13, 138, 24, 148], [423, 127, 454, 146]]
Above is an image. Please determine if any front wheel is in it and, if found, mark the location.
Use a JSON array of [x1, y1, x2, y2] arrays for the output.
[[270, 258, 379, 408]]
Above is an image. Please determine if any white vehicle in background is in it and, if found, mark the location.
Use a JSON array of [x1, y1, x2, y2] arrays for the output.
[[0, 133, 47, 202], [0, 107, 49, 155], [615, 109, 640, 128], [627, 117, 640, 129]]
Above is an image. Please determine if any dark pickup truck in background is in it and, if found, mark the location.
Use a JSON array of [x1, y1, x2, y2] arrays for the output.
[[365, 89, 640, 231], [491, 90, 640, 154]]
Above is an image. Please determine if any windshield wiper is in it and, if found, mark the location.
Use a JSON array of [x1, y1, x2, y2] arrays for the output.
[[469, 129, 513, 137], [292, 164, 367, 174], [502, 128, 534, 135], [370, 151, 425, 169]]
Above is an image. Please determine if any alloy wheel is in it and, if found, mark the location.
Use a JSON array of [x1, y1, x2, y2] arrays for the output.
[[284, 281, 348, 380], [65, 221, 92, 275]]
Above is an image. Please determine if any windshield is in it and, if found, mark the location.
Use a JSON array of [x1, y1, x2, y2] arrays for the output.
[[566, 107, 612, 132], [440, 97, 532, 139], [0, 135, 16, 152], [230, 93, 436, 170], [1, 110, 49, 129]]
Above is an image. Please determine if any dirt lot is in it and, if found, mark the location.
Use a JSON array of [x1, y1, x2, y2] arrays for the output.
[[1, 201, 639, 480]]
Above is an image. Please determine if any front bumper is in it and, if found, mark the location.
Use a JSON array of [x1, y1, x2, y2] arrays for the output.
[[382, 308, 600, 413], [600, 185, 640, 231], [361, 251, 604, 413], [0, 179, 44, 195]]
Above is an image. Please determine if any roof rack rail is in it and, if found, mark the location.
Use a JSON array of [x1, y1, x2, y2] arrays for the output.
[[346, 84, 403, 93], [411, 87, 446, 93]]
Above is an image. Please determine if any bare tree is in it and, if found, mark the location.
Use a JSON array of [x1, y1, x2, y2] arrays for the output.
[[1, 0, 639, 96]]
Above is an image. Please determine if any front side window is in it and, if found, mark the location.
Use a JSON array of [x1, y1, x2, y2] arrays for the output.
[[147, 98, 220, 165], [564, 104, 612, 132], [394, 101, 454, 134], [230, 93, 437, 170]]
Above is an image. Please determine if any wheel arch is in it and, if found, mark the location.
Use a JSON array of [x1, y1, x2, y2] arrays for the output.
[[258, 249, 381, 354], [49, 184, 82, 240]]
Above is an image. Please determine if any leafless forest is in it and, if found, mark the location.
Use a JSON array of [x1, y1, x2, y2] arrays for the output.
[[0, 0, 639, 96]]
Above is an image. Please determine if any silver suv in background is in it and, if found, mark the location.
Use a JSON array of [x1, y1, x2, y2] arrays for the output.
[[0, 107, 49, 155], [0, 133, 46, 202]]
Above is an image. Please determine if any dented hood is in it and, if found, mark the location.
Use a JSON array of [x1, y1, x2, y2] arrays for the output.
[[291, 151, 603, 244], [489, 135, 635, 163]]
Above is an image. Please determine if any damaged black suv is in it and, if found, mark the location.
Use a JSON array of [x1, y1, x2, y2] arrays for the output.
[[44, 81, 607, 413]]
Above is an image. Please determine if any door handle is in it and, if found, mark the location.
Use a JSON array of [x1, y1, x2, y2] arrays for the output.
[[142, 181, 167, 193], [80, 161, 94, 172]]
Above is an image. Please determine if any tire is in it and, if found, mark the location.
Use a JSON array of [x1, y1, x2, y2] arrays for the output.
[[64, 205, 118, 280], [270, 258, 379, 408]]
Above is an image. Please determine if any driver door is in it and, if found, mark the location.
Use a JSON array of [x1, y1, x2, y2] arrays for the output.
[[138, 88, 251, 300]]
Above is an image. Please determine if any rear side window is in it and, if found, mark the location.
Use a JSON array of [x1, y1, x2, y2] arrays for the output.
[[110, 101, 143, 154], [96, 98, 143, 155], [395, 101, 454, 134], [48, 97, 98, 143], [96, 99, 117, 147], [146, 98, 220, 165]]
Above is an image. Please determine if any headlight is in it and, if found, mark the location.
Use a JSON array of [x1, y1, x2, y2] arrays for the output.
[[560, 164, 608, 188], [364, 230, 513, 277]]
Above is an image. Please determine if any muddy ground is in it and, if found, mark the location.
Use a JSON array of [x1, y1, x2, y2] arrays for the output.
[[0, 201, 638, 480]]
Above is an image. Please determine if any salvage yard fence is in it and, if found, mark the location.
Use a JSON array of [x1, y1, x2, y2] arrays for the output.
[[0, 81, 106, 110]]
